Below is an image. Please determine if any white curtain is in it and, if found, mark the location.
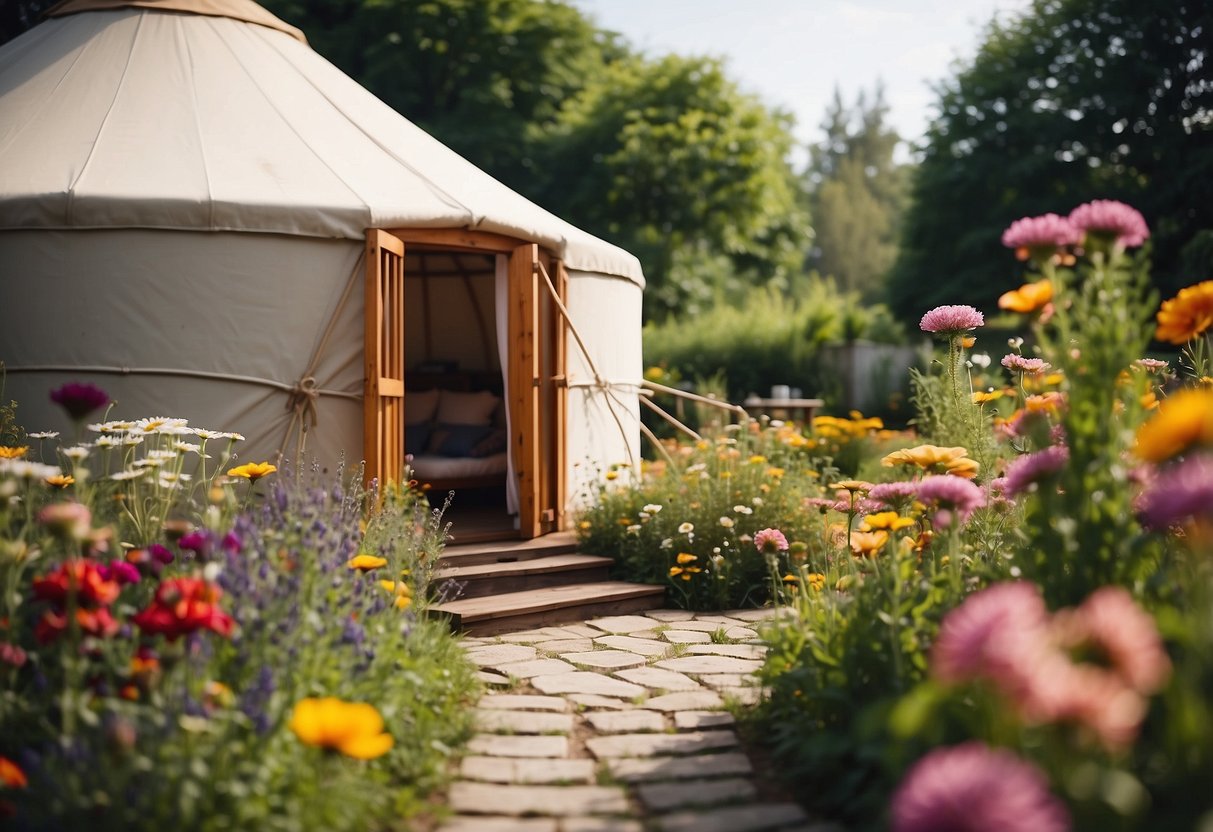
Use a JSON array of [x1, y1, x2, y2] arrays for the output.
[[495, 254, 520, 516]]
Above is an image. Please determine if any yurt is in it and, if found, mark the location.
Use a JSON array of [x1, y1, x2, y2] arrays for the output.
[[0, 0, 645, 540]]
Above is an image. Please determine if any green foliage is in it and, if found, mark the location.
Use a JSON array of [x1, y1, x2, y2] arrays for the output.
[[642, 280, 904, 404], [888, 0, 1213, 322], [0, 420, 478, 830], [806, 85, 910, 301], [537, 53, 808, 320]]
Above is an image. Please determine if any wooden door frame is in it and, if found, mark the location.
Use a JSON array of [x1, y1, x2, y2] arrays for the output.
[[367, 227, 567, 537]]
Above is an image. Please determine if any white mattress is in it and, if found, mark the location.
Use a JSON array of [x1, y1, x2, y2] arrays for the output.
[[408, 452, 509, 480]]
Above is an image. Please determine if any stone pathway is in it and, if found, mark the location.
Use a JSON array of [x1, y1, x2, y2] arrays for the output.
[[439, 608, 821, 832]]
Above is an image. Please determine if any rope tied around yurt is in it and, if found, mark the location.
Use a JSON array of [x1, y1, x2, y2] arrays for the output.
[[279, 250, 365, 464]]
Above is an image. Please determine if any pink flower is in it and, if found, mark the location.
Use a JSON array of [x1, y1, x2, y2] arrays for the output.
[[1135, 358, 1168, 372], [1138, 453, 1213, 530], [920, 305, 985, 335], [1052, 586, 1171, 695], [1030, 663, 1148, 751], [868, 480, 920, 509], [891, 742, 1070, 832], [1068, 199, 1149, 247], [1001, 213, 1081, 251], [1001, 354, 1051, 374], [931, 581, 1050, 691], [1004, 445, 1070, 497], [37, 502, 92, 541], [754, 528, 789, 554], [914, 475, 986, 527]]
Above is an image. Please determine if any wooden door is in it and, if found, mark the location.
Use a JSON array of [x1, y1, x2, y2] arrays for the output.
[[364, 230, 405, 489]]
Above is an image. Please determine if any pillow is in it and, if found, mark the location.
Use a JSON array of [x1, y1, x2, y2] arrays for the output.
[[406, 388, 440, 426], [427, 423, 493, 457], [468, 427, 508, 458], [435, 389, 500, 426], [405, 423, 431, 453]]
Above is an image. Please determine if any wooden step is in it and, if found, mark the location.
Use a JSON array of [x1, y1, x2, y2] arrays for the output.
[[438, 530, 579, 568], [434, 581, 666, 637], [435, 554, 613, 599]]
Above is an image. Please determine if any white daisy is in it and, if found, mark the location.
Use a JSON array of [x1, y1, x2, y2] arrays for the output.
[[62, 446, 91, 461], [0, 459, 62, 480], [94, 435, 123, 448], [110, 469, 147, 481], [719, 516, 735, 529], [89, 420, 134, 433], [133, 417, 189, 434], [678, 522, 694, 534], [643, 504, 663, 514], [733, 505, 753, 515], [28, 431, 59, 439]]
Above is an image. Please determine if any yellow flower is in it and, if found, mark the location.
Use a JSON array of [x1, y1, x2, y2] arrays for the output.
[[1155, 280, 1213, 344], [1141, 390, 1159, 410], [1134, 388, 1213, 462], [833, 479, 873, 493], [668, 565, 702, 580], [766, 467, 785, 479], [748, 455, 767, 464], [45, 474, 75, 488], [347, 554, 388, 572], [379, 580, 413, 609], [289, 697, 394, 759], [998, 279, 1054, 313], [961, 336, 977, 348], [227, 461, 277, 481], [578, 520, 592, 530], [806, 573, 826, 592], [605, 470, 618, 481], [881, 445, 979, 479], [676, 552, 698, 565], [850, 530, 890, 558], [971, 389, 1004, 404], [860, 512, 916, 532], [0, 446, 28, 459], [782, 573, 798, 584]]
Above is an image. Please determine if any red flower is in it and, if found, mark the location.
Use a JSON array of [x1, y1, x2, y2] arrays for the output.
[[35, 606, 119, 644], [32, 560, 120, 607], [132, 578, 234, 641]]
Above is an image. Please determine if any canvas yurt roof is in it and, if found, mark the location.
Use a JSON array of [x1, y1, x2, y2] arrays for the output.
[[0, 0, 644, 285]]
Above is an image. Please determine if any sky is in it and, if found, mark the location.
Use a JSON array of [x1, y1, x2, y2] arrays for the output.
[[571, 0, 1032, 163]]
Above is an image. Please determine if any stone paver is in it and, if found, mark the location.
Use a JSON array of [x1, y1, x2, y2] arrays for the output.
[[466, 644, 539, 666], [686, 643, 768, 660], [585, 710, 665, 734], [495, 657, 578, 679], [656, 655, 763, 674], [638, 777, 757, 812], [467, 734, 569, 758], [447, 607, 799, 832], [479, 694, 570, 712], [605, 751, 753, 783], [656, 803, 808, 832], [641, 691, 725, 712], [530, 672, 647, 699], [612, 666, 702, 692], [449, 782, 629, 816], [660, 630, 712, 644], [674, 710, 735, 730], [594, 635, 673, 657], [474, 708, 574, 735], [585, 730, 737, 759], [562, 650, 648, 670], [584, 615, 663, 634], [461, 756, 595, 785]]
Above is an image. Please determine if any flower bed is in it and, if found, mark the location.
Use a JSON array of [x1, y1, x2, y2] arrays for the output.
[[0, 394, 477, 830]]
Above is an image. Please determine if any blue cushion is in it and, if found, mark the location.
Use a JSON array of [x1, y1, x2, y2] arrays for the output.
[[428, 423, 493, 457], [406, 423, 431, 452], [468, 428, 508, 458]]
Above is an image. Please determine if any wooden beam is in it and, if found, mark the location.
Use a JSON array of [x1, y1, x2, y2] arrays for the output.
[[509, 243, 541, 539], [386, 228, 527, 254], [364, 229, 406, 489], [553, 260, 569, 531]]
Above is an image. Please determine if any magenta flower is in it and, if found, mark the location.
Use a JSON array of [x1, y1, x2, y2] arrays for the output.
[[869, 480, 919, 507], [1068, 199, 1149, 247], [1004, 445, 1070, 497], [920, 305, 985, 335], [50, 382, 111, 421], [102, 560, 142, 585], [1138, 453, 1213, 530], [1001, 354, 1051, 375], [891, 742, 1070, 832], [1001, 213, 1081, 251], [931, 581, 1049, 688], [754, 528, 789, 554], [914, 475, 985, 528]]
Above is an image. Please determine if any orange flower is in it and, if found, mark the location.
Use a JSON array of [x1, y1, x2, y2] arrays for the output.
[[850, 530, 890, 558], [289, 697, 393, 759], [45, 474, 75, 488], [881, 445, 980, 479], [806, 573, 826, 591], [1025, 392, 1064, 414], [0, 446, 28, 459], [998, 279, 1054, 313], [1134, 388, 1213, 462], [0, 756, 27, 788], [1155, 280, 1213, 344]]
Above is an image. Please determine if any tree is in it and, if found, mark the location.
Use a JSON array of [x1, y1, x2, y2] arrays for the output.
[[888, 0, 1213, 322], [536, 53, 809, 319], [260, 0, 615, 187], [806, 85, 908, 299]]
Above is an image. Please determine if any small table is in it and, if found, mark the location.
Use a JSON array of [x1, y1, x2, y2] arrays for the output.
[[743, 397, 824, 423]]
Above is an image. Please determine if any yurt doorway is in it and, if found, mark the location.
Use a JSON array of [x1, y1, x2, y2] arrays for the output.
[[364, 229, 567, 541]]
